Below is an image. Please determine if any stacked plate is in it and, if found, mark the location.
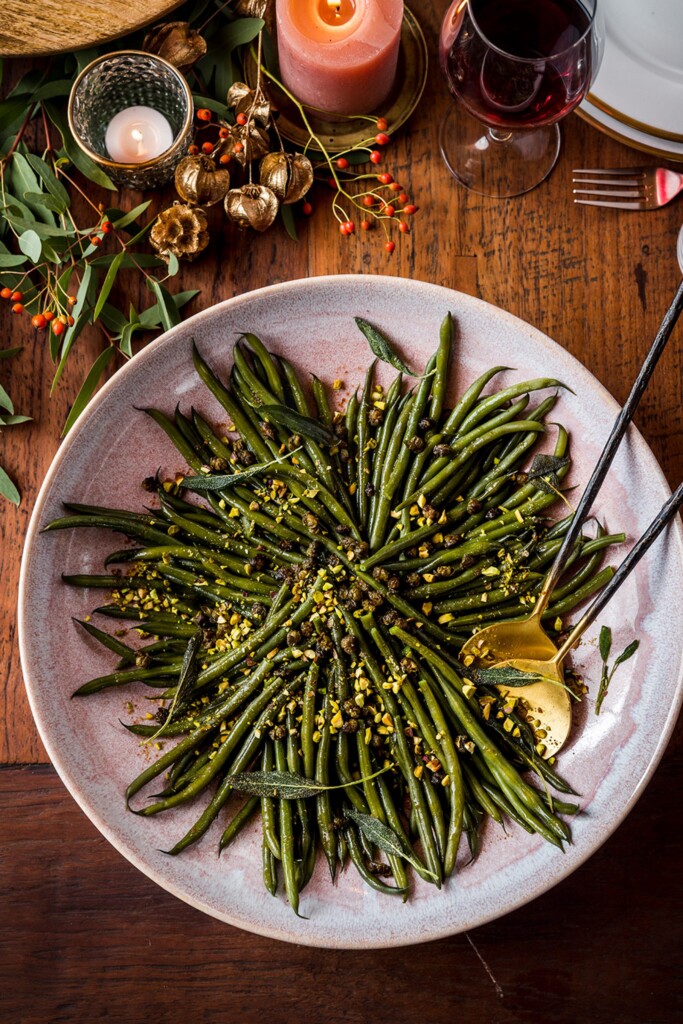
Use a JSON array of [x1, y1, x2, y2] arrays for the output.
[[579, 0, 683, 162]]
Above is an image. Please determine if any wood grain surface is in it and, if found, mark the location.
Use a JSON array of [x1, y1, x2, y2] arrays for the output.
[[0, 0, 182, 57], [1, 2, 682, 1019]]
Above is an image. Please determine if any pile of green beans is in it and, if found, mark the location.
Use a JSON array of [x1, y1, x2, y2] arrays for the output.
[[46, 314, 624, 913]]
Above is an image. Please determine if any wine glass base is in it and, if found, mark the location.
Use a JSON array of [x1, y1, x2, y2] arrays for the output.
[[439, 106, 561, 198]]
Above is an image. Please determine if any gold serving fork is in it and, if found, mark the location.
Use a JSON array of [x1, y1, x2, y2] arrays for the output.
[[573, 166, 683, 210]]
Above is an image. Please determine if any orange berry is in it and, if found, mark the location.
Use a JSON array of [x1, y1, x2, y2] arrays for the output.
[[399, 221, 410, 234], [383, 204, 395, 217], [398, 193, 408, 204], [0, 287, 12, 299], [234, 141, 244, 153], [376, 117, 388, 131], [101, 221, 113, 234], [369, 150, 381, 164], [219, 127, 230, 139], [32, 313, 47, 329], [236, 112, 248, 126], [363, 195, 376, 207], [389, 182, 402, 192], [385, 241, 396, 254], [196, 108, 212, 122], [188, 144, 200, 155], [377, 173, 393, 185], [12, 302, 24, 314], [201, 141, 214, 154], [403, 204, 418, 215], [336, 157, 349, 170], [51, 320, 65, 336], [360, 219, 372, 231], [11, 291, 22, 302], [90, 236, 102, 246], [375, 132, 390, 145], [67, 315, 75, 326], [68, 295, 77, 306], [219, 154, 230, 165], [43, 310, 55, 322]]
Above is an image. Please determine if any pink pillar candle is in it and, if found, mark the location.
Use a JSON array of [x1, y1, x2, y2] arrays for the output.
[[275, 0, 404, 115]]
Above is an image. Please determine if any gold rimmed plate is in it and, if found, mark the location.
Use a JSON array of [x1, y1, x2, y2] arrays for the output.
[[244, 6, 428, 154]]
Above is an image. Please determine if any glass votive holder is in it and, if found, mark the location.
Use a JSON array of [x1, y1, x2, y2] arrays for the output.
[[68, 51, 193, 190]]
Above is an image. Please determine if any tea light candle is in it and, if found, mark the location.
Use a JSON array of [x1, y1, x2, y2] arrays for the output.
[[276, 0, 404, 115], [104, 106, 175, 164]]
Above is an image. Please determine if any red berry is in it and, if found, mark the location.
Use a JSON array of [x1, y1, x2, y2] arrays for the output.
[[336, 157, 349, 170], [376, 117, 388, 132], [302, 201, 313, 216], [67, 295, 77, 306], [236, 112, 248, 126], [346, 220, 355, 233], [51, 320, 65, 336], [90, 236, 102, 246], [219, 127, 230, 139], [219, 154, 230, 165], [327, 177, 337, 189], [32, 313, 47, 329], [377, 173, 393, 185], [385, 241, 396, 254], [188, 144, 200, 155], [399, 221, 410, 234], [10, 291, 22, 302], [234, 141, 244, 153], [369, 150, 382, 164], [43, 310, 55, 322], [398, 193, 409, 204], [12, 302, 24, 314], [339, 220, 355, 236], [196, 108, 212, 122], [67, 315, 75, 326], [0, 287, 12, 299], [360, 219, 372, 231], [403, 204, 418, 215], [383, 204, 395, 217], [375, 132, 390, 145], [389, 182, 402, 192], [101, 221, 113, 234], [201, 141, 214, 154], [362, 195, 376, 207]]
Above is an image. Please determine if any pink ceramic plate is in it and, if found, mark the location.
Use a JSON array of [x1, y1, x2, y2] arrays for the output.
[[18, 276, 683, 948]]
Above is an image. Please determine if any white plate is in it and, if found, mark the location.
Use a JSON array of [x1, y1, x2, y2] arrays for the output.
[[585, 0, 683, 142], [578, 98, 683, 163], [18, 275, 683, 948]]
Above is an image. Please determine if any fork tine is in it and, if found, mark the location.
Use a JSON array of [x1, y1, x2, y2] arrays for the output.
[[572, 177, 643, 186], [573, 188, 644, 198], [572, 167, 647, 175], [574, 198, 647, 210]]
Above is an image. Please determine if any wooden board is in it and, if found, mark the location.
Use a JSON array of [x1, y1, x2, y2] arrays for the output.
[[0, 0, 183, 57]]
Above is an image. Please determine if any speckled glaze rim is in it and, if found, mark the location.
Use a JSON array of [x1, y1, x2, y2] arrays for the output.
[[18, 276, 683, 948]]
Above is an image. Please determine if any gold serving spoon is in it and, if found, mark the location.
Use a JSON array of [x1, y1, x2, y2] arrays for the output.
[[460, 278, 683, 754]]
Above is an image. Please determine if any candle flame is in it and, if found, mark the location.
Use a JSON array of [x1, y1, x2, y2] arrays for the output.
[[131, 128, 144, 142], [327, 0, 342, 15]]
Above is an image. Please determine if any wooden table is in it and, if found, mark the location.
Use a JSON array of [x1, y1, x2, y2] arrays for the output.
[[2, 5, 682, 1020]]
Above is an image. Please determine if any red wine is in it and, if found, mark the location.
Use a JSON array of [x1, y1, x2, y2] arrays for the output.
[[441, 0, 594, 129]]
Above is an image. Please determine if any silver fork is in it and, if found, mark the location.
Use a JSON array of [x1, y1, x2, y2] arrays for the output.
[[573, 166, 683, 210]]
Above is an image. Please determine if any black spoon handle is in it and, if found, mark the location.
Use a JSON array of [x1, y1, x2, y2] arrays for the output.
[[558, 481, 683, 658], [540, 276, 683, 606]]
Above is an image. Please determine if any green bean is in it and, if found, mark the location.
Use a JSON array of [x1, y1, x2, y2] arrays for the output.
[[274, 738, 301, 916], [218, 796, 259, 852], [260, 740, 281, 860]]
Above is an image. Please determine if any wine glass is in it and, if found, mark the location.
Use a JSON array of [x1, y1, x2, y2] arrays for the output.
[[439, 0, 604, 197]]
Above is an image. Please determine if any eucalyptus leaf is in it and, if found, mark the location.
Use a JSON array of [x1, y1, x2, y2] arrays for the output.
[[61, 347, 115, 437], [0, 252, 27, 268], [260, 404, 336, 446], [25, 153, 70, 210], [93, 251, 124, 320], [147, 278, 182, 332], [10, 153, 56, 226], [0, 383, 14, 414], [345, 807, 437, 878], [0, 346, 22, 360], [23, 191, 65, 214], [355, 317, 417, 376], [18, 228, 41, 263], [0, 464, 20, 504], [0, 414, 31, 425], [0, 98, 29, 136], [110, 201, 152, 231], [51, 264, 95, 388], [280, 204, 298, 242], [167, 253, 180, 277]]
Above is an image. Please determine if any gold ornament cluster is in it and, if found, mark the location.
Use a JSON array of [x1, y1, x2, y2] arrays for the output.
[[144, 19, 314, 263]]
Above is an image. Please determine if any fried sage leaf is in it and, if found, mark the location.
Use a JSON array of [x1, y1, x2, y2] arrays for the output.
[[225, 764, 391, 799], [147, 630, 202, 740], [260, 404, 336, 446], [354, 317, 417, 376], [526, 453, 571, 494], [346, 808, 437, 879]]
